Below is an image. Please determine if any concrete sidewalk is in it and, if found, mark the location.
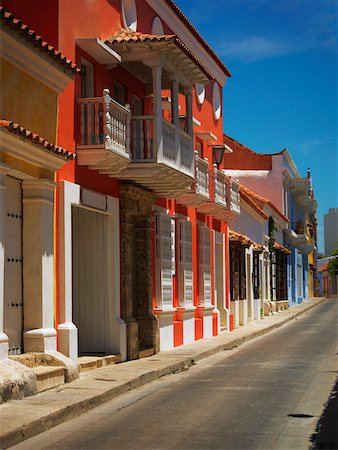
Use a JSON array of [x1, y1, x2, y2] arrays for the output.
[[0, 297, 326, 449]]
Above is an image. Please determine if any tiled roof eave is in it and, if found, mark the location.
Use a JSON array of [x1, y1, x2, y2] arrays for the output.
[[107, 30, 213, 81], [0, 6, 80, 75], [0, 120, 76, 161], [163, 0, 231, 77]]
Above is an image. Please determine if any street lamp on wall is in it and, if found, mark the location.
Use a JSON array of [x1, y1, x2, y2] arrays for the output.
[[212, 144, 225, 166]]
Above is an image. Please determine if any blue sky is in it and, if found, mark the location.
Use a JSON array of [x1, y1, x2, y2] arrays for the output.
[[176, 0, 337, 253]]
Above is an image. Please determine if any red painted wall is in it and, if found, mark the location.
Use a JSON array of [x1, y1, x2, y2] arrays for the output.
[[1, 0, 59, 47], [4, 0, 233, 346], [223, 134, 272, 170]]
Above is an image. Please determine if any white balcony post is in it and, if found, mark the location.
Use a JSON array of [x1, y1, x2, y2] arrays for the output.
[[0, 165, 9, 360], [103, 88, 112, 148], [184, 86, 193, 137], [152, 64, 163, 162], [171, 77, 180, 167]]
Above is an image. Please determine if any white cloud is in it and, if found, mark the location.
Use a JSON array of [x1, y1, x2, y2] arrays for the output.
[[215, 36, 304, 63]]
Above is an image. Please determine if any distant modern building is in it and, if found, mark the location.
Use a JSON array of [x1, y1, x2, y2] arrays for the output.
[[324, 208, 338, 256]]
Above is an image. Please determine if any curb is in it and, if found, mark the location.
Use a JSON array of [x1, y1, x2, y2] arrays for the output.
[[0, 297, 327, 449]]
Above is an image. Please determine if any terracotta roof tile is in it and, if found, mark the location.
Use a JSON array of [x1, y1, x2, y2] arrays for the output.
[[163, 0, 231, 77], [0, 120, 76, 160], [273, 242, 291, 254], [229, 230, 253, 246], [0, 6, 80, 75], [318, 263, 329, 273], [240, 185, 289, 223], [239, 187, 269, 220], [229, 230, 265, 251], [107, 30, 213, 80]]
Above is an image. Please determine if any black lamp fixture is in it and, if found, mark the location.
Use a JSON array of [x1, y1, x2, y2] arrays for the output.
[[212, 144, 225, 166]]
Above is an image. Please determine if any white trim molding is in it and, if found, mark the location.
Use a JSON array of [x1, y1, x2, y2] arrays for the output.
[[58, 181, 126, 361]]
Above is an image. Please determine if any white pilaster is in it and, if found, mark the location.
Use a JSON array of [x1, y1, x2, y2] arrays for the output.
[[57, 181, 80, 361], [22, 179, 57, 353], [184, 86, 193, 137], [171, 77, 181, 168], [152, 64, 163, 162], [0, 166, 9, 360]]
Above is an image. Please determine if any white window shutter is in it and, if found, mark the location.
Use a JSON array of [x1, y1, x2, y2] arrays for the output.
[[161, 214, 173, 308], [178, 220, 193, 307], [184, 221, 193, 306], [154, 212, 173, 309], [171, 217, 176, 276], [199, 226, 211, 305], [155, 213, 161, 307], [203, 227, 211, 305], [199, 226, 205, 305]]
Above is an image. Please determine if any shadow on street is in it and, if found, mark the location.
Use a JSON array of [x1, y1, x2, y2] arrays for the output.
[[311, 376, 338, 449]]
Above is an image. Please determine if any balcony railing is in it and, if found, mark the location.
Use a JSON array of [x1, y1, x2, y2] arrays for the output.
[[77, 89, 130, 156], [229, 178, 240, 214], [214, 167, 227, 207], [130, 116, 194, 175], [177, 152, 209, 207], [199, 168, 240, 220], [195, 153, 209, 198]]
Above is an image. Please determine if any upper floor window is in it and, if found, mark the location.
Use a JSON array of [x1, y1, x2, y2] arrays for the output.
[[114, 81, 126, 106], [121, 0, 137, 32], [212, 82, 221, 120], [81, 59, 93, 98]]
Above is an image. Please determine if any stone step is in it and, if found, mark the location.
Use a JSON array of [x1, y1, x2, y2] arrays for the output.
[[33, 366, 66, 393], [78, 355, 121, 372], [138, 347, 155, 359]]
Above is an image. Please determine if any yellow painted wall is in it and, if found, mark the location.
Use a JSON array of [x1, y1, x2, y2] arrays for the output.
[[0, 58, 57, 142]]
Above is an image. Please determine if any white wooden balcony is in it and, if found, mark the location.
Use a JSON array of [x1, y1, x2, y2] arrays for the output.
[[117, 116, 195, 197], [177, 151, 210, 207], [199, 166, 240, 221], [76, 89, 131, 173]]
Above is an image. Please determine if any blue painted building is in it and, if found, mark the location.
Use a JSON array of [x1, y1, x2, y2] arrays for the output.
[[282, 154, 317, 305]]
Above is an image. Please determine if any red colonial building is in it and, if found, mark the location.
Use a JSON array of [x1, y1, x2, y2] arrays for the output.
[[1, 0, 241, 364]]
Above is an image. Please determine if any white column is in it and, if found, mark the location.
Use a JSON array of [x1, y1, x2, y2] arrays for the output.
[[0, 165, 9, 360], [184, 86, 193, 137], [152, 64, 163, 162], [171, 77, 181, 168], [57, 181, 80, 361], [22, 179, 57, 353]]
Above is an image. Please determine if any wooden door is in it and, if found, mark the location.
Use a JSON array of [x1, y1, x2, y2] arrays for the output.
[[4, 176, 23, 354], [72, 206, 109, 355]]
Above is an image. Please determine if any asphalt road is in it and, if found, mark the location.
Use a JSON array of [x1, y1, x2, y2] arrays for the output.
[[12, 298, 338, 450]]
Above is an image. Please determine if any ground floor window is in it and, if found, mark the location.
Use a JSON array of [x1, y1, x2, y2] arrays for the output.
[[155, 212, 174, 309], [199, 226, 211, 305], [178, 220, 193, 307], [230, 242, 246, 301]]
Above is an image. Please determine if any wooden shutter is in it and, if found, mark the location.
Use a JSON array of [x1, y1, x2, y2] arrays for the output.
[[239, 248, 246, 300], [199, 226, 211, 305], [155, 212, 173, 308], [178, 220, 193, 307], [253, 252, 260, 299]]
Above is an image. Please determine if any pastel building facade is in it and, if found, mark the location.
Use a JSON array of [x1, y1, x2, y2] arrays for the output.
[[223, 135, 317, 306]]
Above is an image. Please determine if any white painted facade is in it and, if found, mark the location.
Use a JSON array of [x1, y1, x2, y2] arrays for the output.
[[57, 181, 126, 362]]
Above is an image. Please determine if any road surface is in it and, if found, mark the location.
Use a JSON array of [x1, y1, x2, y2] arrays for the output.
[[12, 298, 338, 450]]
